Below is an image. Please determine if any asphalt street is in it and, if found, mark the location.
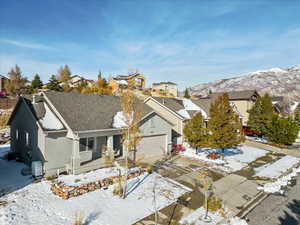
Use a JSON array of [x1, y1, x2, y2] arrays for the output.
[[247, 174, 300, 225]]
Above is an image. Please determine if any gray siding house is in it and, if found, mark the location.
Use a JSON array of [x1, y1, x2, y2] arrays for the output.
[[8, 91, 174, 176]]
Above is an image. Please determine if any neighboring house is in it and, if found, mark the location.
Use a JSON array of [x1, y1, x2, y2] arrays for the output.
[[108, 73, 146, 93], [144, 97, 209, 145], [151, 82, 178, 97], [8, 91, 173, 176], [198, 90, 260, 126], [0, 75, 9, 91], [60, 75, 94, 88]]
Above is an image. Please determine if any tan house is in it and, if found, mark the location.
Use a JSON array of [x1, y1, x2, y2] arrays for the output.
[[60, 75, 94, 88], [198, 90, 259, 126], [151, 82, 178, 97], [108, 73, 146, 93], [0, 75, 9, 91]]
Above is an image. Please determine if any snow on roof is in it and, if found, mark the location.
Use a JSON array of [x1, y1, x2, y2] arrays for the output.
[[112, 111, 132, 128], [39, 103, 64, 130], [177, 109, 191, 119], [182, 98, 208, 119], [116, 80, 128, 85], [291, 101, 299, 112]]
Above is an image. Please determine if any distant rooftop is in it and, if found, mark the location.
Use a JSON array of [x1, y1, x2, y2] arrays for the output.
[[152, 81, 177, 86]]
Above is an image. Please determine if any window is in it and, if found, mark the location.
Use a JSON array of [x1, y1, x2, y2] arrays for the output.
[[25, 132, 29, 146], [79, 138, 87, 152], [87, 137, 94, 151], [79, 137, 95, 152], [16, 129, 19, 140]]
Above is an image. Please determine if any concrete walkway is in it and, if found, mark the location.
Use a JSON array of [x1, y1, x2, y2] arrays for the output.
[[213, 174, 260, 214], [245, 140, 300, 158]]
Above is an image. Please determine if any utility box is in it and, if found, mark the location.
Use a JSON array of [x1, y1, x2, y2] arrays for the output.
[[32, 161, 43, 178]]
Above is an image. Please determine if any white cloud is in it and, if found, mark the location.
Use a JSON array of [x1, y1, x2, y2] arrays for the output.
[[0, 39, 55, 50]]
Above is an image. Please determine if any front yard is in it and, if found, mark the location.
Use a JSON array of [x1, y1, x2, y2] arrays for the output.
[[0, 145, 191, 225]]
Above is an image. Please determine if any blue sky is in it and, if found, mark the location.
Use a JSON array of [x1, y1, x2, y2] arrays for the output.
[[1, 0, 300, 90]]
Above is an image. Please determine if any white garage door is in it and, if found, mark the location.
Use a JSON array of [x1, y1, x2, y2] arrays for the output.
[[137, 134, 167, 160]]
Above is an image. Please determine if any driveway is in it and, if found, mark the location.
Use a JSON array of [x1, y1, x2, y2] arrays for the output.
[[247, 174, 300, 225]]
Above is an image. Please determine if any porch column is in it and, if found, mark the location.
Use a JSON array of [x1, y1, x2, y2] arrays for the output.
[[72, 138, 81, 174], [107, 135, 114, 151]]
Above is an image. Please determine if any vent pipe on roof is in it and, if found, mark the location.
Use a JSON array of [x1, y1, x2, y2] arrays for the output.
[[33, 95, 37, 104]]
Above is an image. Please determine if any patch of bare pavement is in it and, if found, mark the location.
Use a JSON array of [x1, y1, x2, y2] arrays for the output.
[[247, 174, 300, 225]]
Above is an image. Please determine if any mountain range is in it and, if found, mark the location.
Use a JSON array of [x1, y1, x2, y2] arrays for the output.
[[189, 65, 300, 101]]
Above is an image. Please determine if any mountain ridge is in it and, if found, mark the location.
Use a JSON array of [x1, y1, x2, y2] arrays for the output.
[[189, 65, 300, 101]]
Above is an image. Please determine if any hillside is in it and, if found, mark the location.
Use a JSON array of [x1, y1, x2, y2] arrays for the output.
[[189, 65, 300, 101]]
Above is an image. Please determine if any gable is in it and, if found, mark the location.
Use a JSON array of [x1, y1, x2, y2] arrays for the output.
[[139, 112, 173, 136]]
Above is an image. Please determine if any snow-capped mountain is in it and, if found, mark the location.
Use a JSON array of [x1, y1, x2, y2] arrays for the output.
[[189, 65, 300, 101]]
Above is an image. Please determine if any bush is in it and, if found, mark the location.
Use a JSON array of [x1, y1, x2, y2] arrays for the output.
[[207, 196, 222, 212], [267, 115, 299, 145], [0, 112, 10, 129], [112, 184, 123, 196]]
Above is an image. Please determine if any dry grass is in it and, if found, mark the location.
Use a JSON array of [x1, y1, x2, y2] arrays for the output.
[[73, 212, 84, 225], [0, 112, 10, 129]]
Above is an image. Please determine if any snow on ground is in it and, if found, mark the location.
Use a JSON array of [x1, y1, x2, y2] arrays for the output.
[[0, 154, 191, 225], [179, 207, 248, 225], [58, 166, 139, 186], [0, 145, 32, 196], [181, 145, 267, 173], [254, 155, 300, 179], [257, 166, 300, 194], [39, 103, 64, 130]]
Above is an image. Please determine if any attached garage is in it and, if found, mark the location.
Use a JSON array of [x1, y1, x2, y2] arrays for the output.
[[136, 134, 167, 160]]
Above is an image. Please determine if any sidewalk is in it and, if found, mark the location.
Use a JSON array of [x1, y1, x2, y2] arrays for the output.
[[245, 140, 300, 158]]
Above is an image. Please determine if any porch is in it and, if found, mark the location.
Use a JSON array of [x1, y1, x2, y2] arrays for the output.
[[71, 133, 124, 175]]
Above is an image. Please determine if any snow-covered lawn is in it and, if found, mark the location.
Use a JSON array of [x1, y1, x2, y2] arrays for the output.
[[0, 145, 32, 196], [257, 166, 300, 194], [0, 173, 190, 225], [254, 155, 300, 179], [181, 145, 267, 173], [58, 166, 139, 186], [0, 147, 191, 225], [179, 207, 248, 225]]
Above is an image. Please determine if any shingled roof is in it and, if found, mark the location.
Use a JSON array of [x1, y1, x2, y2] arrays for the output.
[[208, 90, 259, 100], [151, 97, 210, 119], [43, 91, 153, 132]]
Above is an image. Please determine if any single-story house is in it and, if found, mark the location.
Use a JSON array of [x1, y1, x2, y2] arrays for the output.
[[144, 97, 210, 145], [8, 91, 174, 176]]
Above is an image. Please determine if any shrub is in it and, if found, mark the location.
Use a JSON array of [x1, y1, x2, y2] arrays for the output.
[[267, 115, 299, 145], [0, 112, 10, 129], [207, 196, 222, 212], [73, 212, 84, 225], [112, 184, 123, 196]]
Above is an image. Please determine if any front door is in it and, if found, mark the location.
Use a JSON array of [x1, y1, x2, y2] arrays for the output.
[[93, 136, 107, 160]]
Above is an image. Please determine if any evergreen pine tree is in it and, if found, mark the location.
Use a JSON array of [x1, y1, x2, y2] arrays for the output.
[[183, 112, 208, 150], [208, 93, 244, 156], [31, 74, 43, 89], [248, 93, 275, 135], [295, 103, 300, 128], [47, 75, 63, 91], [267, 115, 299, 145], [184, 88, 191, 98]]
